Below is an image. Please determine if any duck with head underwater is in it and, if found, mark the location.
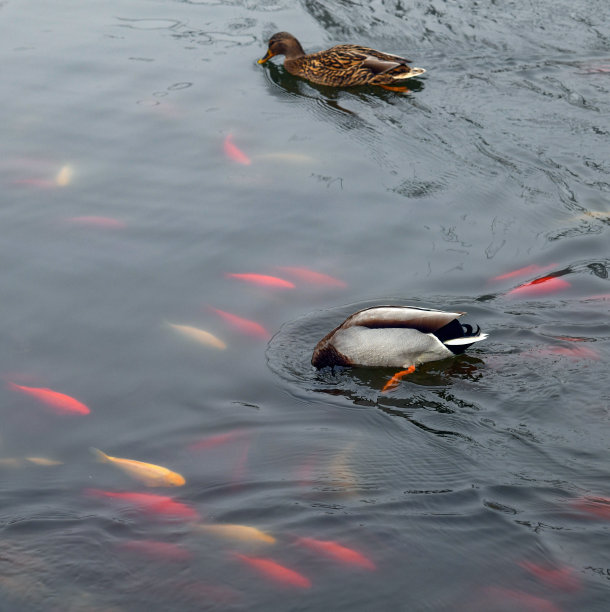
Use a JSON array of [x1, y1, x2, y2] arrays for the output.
[[312, 306, 487, 369], [258, 32, 425, 92]]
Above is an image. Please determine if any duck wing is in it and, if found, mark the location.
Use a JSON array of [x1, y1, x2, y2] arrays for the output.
[[341, 306, 464, 334]]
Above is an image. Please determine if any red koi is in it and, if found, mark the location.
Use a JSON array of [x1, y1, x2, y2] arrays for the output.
[[483, 587, 565, 612], [519, 561, 581, 592], [297, 537, 375, 570], [492, 264, 556, 282], [234, 554, 311, 589], [66, 216, 126, 229], [225, 273, 294, 289], [118, 539, 192, 561], [506, 276, 571, 297], [209, 308, 270, 339], [8, 382, 90, 415], [224, 134, 251, 166], [276, 266, 347, 288], [537, 346, 601, 360], [85, 489, 199, 521], [571, 495, 610, 520], [188, 430, 245, 451], [381, 366, 416, 392]]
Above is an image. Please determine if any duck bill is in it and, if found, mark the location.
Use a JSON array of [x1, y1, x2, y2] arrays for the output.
[[257, 49, 275, 64]]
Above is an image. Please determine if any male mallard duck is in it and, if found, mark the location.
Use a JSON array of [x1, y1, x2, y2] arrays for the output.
[[312, 306, 487, 369], [258, 32, 425, 92]]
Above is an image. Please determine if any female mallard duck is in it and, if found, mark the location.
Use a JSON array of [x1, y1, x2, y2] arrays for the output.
[[258, 32, 425, 92], [312, 306, 487, 369]]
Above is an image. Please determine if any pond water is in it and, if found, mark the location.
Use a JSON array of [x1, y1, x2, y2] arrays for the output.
[[1, 0, 609, 610]]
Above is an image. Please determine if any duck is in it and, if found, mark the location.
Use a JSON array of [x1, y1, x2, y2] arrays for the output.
[[258, 32, 425, 92], [311, 306, 488, 369]]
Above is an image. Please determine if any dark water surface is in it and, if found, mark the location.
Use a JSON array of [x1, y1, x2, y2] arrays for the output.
[[2, 0, 609, 610]]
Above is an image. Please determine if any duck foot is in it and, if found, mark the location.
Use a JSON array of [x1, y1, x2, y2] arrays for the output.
[[381, 365, 416, 392], [379, 84, 410, 93]]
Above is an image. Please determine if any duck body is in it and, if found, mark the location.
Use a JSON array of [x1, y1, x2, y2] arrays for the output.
[[311, 306, 487, 369], [258, 32, 425, 89]]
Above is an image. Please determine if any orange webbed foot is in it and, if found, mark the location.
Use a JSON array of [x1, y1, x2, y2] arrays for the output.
[[381, 365, 416, 392]]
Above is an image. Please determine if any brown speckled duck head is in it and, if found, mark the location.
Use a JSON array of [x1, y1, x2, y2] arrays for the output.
[[258, 32, 306, 63]]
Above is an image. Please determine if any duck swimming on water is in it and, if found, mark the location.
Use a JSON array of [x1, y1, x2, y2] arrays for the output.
[[258, 32, 425, 92], [311, 306, 487, 369]]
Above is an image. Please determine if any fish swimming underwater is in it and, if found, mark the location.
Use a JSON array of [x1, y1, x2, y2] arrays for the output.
[[90, 448, 185, 487], [312, 305, 487, 369]]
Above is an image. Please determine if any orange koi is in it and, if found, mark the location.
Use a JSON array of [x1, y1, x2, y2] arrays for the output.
[[276, 266, 347, 288], [225, 273, 295, 289], [519, 561, 581, 592], [188, 430, 245, 451], [492, 264, 556, 282], [234, 554, 311, 588], [224, 134, 251, 166], [483, 587, 565, 612], [209, 308, 270, 339], [85, 489, 199, 521], [506, 276, 571, 297], [381, 366, 416, 392], [118, 539, 192, 561], [571, 495, 610, 519], [66, 216, 126, 229], [297, 537, 375, 570], [8, 382, 90, 415]]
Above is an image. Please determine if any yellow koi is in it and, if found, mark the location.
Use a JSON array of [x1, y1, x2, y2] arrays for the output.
[[168, 322, 227, 350], [195, 523, 276, 544], [90, 448, 185, 487], [55, 164, 73, 187], [25, 456, 63, 466]]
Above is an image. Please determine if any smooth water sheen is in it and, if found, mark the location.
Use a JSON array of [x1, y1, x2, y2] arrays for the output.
[[2, 1, 609, 610]]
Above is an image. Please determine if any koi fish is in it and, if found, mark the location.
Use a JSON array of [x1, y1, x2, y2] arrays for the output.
[[188, 430, 245, 451], [90, 448, 185, 487], [66, 216, 126, 229], [296, 537, 375, 570], [277, 266, 347, 288], [118, 539, 192, 561], [491, 264, 556, 282], [8, 382, 90, 415], [233, 554, 311, 588], [224, 134, 251, 166], [381, 366, 416, 392], [85, 489, 199, 521], [196, 523, 276, 544], [168, 322, 227, 350], [225, 273, 295, 289], [482, 587, 565, 612], [55, 164, 73, 187], [25, 456, 63, 466], [571, 495, 610, 519], [519, 561, 581, 592], [506, 276, 571, 297], [535, 346, 601, 360], [209, 308, 270, 340]]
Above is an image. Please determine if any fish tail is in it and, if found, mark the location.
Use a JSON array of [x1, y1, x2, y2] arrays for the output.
[[90, 447, 110, 463]]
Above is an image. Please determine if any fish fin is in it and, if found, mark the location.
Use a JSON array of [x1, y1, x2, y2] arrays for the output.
[[90, 447, 110, 463]]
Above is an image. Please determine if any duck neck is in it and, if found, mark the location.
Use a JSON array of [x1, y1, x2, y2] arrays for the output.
[[284, 39, 306, 60]]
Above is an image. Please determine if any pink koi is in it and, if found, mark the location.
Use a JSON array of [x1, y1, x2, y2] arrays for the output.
[[225, 273, 294, 289], [8, 382, 90, 415], [224, 134, 251, 166]]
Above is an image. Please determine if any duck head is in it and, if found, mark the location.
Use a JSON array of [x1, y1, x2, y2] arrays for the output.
[[258, 32, 306, 63]]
